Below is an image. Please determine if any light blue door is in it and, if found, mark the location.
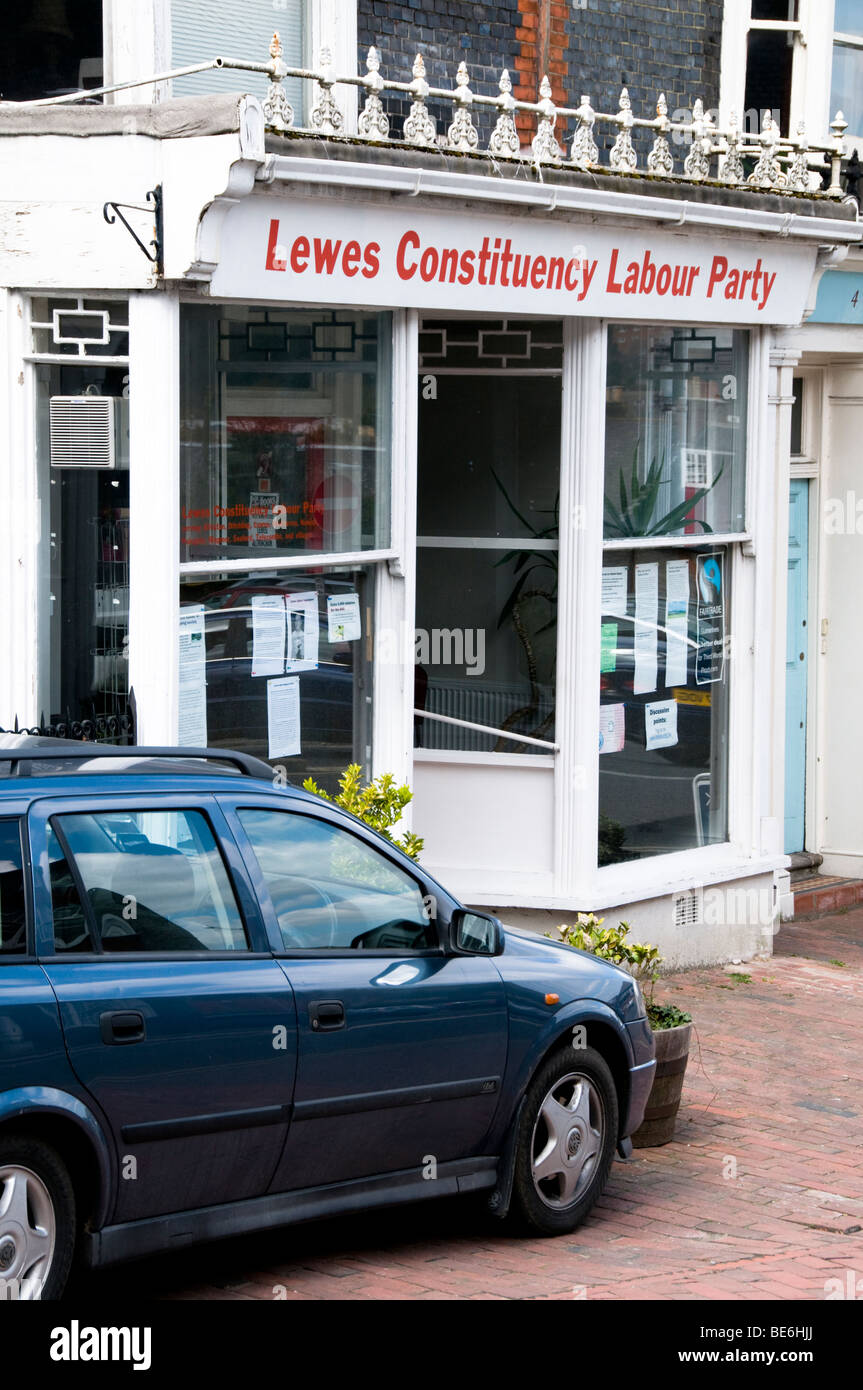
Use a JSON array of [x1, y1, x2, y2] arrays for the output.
[[785, 481, 809, 852]]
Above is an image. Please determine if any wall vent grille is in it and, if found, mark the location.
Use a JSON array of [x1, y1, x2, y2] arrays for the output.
[[673, 887, 703, 928], [50, 397, 116, 469]]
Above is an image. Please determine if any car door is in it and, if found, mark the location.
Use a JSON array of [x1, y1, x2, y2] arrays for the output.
[[29, 793, 298, 1224], [222, 798, 509, 1192]]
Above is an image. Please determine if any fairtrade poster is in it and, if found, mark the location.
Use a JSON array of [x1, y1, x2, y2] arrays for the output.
[[695, 553, 726, 686]]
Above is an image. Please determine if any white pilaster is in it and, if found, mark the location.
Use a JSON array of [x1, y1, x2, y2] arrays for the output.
[[127, 291, 179, 743]]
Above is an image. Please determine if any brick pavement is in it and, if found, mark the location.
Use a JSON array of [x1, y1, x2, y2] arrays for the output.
[[82, 909, 863, 1301]]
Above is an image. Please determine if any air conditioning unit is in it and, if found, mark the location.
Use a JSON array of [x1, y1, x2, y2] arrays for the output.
[[49, 396, 129, 469]]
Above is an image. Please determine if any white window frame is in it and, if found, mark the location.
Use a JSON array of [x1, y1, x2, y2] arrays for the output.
[[721, 3, 860, 150]]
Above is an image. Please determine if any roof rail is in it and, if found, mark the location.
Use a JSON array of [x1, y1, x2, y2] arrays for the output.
[[0, 745, 275, 780]]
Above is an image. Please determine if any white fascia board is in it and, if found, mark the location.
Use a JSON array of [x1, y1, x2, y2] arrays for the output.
[[260, 155, 862, 247]]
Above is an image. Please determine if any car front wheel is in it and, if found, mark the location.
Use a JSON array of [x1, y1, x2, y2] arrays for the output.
[[0, 1137, 76, 1299], [511, 1045, 618, 1236]]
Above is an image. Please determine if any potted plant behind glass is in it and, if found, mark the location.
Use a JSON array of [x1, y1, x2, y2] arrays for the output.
[[551, 914, 692, 1148]]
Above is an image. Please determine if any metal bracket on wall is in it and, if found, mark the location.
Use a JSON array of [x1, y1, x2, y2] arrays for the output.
[[102, 186, 163, 276]]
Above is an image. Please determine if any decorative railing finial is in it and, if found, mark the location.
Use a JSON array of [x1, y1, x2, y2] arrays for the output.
[[309, 45, 344, 136], [488, 69, 520, 158], [609, 87, 637, 171], [263, 30, 293, 132], [358, 45, 389, 140], [447, 61, 478, 151], [532, 75, 563, 164], [404, 53, 437, 146]]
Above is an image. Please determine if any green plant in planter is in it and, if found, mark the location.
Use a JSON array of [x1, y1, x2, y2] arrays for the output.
[[548, 913, 690, 1031], [603, 446, 724, 539], [302, 764, 424, 862], [551, 915, 693, 1148]]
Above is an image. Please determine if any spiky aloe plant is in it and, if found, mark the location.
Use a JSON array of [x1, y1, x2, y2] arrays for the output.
[[603, 446, 722, 538]]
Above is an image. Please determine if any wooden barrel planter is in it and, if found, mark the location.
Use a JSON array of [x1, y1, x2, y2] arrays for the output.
[[631, 1022, 692, 1148]]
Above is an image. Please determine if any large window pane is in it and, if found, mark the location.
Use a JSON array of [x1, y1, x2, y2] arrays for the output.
[[179, 569, 372, 791], [180, 307, 391, 562], [416, 320, 562, 753], [598, 547, 730, 864], [605, 326, 748, 539]]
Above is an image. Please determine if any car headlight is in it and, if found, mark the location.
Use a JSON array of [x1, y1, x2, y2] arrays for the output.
[[629, 976, 647, 1020]]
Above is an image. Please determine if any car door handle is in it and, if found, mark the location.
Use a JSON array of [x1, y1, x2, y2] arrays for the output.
[[309, 1000, 345, 1032], [99, 1010, 146, 1046]]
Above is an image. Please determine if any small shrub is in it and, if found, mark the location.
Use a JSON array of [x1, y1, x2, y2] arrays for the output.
[[550, 913, 690, 1031], [303, 764, 424, 861]]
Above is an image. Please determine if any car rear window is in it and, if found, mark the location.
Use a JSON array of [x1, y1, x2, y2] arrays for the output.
[[0, 820, 26, 954]]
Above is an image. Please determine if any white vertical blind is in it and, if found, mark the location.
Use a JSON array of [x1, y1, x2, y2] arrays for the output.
[[171, 0, 304, 116]]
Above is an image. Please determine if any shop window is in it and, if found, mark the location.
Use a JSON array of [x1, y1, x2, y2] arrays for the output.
[[0, 4, 103, 102], [604, 326, 748, 541], [415, 319, 562, 754], [179, 568, 373, 793], [598, 546, 730, 865], [180, 306, 391, 563], [171, 0, 304, 116]]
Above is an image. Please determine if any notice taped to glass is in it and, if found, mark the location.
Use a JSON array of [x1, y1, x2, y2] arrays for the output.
[[695, 552, 725, 686]]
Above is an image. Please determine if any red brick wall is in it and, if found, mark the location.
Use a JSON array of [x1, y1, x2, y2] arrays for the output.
[[514, 0, 570, 141]]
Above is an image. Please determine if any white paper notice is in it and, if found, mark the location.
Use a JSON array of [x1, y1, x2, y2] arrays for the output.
[[327, 592, 362, 642], [267, 676, 301, 758], [251, 594, 286, 677], [601, 567, 628, 618], [664, 559, 690, 688], [645, 699, 679, 751], [178, 607, 207, 746], [599, 702, 625, 754], [285, 591, 319, 672], [633, 563, 659, 695]]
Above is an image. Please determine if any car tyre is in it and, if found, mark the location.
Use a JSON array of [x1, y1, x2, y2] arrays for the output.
[[511, 1045, 618, 1236], [0, 1137, 76, 1300]]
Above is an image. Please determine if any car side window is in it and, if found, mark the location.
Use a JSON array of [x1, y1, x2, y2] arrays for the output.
[[47, 824, 95, 953], [0, 820, 26, 955], [237, 808, 436, 951], [51, 809, 248, 953]]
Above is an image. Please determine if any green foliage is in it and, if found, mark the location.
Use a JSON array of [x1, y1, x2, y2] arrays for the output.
[[548, 913, 691, 1031], [603, 445, 722, 539], [551, 913, 661, 977], [646, 1002, 692, 1030], [302, 764, 424, 861], [728, 971, 751, 984]]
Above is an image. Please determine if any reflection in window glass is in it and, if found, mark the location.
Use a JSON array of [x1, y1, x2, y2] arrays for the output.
[[55, 810, 247, 952], [47, 824, 93, 954], [605, 326, 748, 539], [598, 548, 729, 865], [416, 321, 562, 753], [180, 306, 391, 562], [179, 569, 372, 792], [238, 809, 435, 951]]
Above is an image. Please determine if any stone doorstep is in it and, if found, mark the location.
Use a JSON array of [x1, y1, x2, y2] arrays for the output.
[[791, 875, 863, 918], [788, 850, 824, 885]]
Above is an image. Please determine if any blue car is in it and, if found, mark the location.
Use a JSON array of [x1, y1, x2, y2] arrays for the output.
[[0, 738, 655, 1300]]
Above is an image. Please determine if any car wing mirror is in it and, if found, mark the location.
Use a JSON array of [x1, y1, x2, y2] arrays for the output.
[[449, 908, 504, 956]]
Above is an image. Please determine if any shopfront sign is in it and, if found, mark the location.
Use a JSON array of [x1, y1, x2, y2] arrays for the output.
[[209, 196, 817, 325]]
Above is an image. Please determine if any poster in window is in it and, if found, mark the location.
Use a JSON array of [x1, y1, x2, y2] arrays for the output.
[[695, 552, 725, 686]]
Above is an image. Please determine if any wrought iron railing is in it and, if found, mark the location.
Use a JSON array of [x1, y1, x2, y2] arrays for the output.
[[10, 33, 853, 201], [0, 702, 136, 746]]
